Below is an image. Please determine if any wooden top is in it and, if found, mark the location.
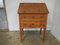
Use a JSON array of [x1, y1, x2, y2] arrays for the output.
[[18, 3, 49, 14]]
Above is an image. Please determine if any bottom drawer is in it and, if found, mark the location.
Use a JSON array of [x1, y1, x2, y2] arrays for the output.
[[20, 22, 47, 28]]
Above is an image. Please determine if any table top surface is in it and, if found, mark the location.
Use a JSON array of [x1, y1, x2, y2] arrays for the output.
[[18, 3, 49, 14]]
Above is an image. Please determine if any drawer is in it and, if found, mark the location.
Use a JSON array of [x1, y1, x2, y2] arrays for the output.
[[20, 22, 40, 28], [20, 21, 47, 28], [20, 19, 46, 23], [20, 14, 47, 20]]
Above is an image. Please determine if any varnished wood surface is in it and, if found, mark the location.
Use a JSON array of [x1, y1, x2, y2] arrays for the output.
[[18, 3, 49, 14]]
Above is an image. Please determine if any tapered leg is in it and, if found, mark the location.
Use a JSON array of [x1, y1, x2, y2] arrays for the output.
[[22, 29, 24, 35], [40, 28, 42, 35], [20, 28, 23, 42], [42, 28, 46, 41]]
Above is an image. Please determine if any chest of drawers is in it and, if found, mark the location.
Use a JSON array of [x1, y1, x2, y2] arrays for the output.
[[18, 3, 49, 42]]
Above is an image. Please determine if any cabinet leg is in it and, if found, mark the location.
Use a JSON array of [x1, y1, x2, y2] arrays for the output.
[[20, 28, 23, 42], [22, 29, 24, 35], [40, 28, 42, 35], [43, 28, 46, 41]]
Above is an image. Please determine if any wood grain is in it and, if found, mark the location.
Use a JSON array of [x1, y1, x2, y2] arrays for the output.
[[18, 3, 49, 14]]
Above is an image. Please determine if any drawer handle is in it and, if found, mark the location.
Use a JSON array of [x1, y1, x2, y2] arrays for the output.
[[40, 16, 44, 18], [40, 24, 42, 25], [32, 24, 34, 25], [24, 24, 26, 25], [40, 24, 45, 26]]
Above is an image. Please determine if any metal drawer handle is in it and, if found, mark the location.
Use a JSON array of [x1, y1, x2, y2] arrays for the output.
[[40, 24, 42, 25], [40, 24, 45, 27], [32, 24, 34, 25], [40, 16, 44, 18], [24, 24, 26, 25]]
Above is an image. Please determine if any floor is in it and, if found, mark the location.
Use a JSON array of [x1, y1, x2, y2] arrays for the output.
[[0, 31, 60, 45]]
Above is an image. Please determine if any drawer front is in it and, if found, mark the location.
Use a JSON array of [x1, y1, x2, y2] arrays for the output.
[[20, 22, 46, 28], [19, 14, 47, 28], [20, 22, 40, 28], [20, 21, 47, 28], [20, 14, 47, 21]]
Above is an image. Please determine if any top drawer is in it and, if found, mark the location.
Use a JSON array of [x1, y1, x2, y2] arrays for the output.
[[20, 14, 47, 20]]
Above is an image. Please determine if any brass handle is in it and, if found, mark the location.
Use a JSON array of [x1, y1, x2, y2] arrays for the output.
[[32, 24, 34, 25], [40, 16, 44, 18], [24, 23, 26, 25]]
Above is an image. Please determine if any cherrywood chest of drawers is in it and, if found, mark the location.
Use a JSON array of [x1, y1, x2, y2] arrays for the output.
[[18, 3, 49, 42]]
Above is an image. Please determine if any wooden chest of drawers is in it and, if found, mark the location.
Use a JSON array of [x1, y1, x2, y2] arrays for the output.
[[20, 14, 47, 28], [18, 3, 49, 42]]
